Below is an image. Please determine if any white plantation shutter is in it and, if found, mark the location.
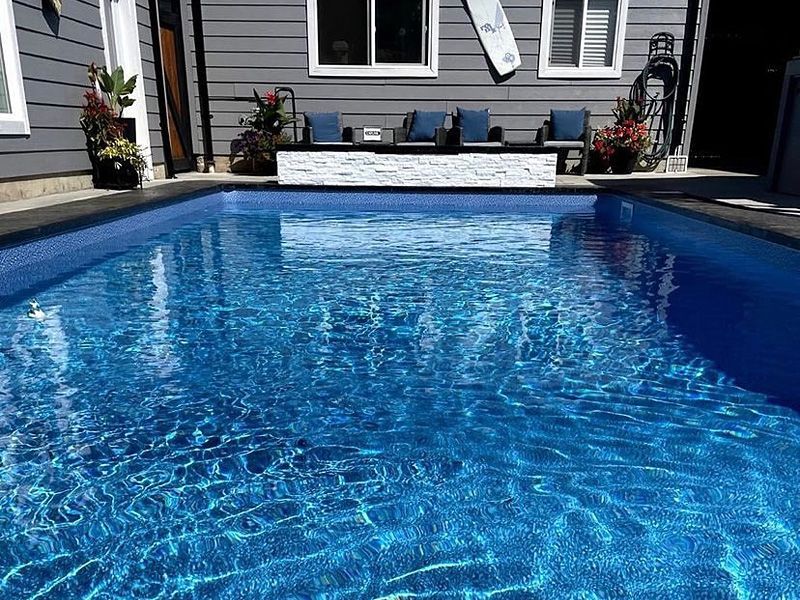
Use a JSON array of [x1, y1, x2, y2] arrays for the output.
[[547, 0, 622, 71], [549, 0, 582, 66], [582, 0, 617, 67]]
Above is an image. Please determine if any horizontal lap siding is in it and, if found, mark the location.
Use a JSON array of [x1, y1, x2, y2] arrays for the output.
[[0, 0, 106, 181], [197, 0, 693, 155], [0, 0, 166, 182]]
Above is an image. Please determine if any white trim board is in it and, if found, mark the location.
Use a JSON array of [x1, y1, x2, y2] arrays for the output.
[[538, 0, 629, 79], [99, 0, 154, 180], [306, 0, 439, 78], [0, 0, 30, 136]]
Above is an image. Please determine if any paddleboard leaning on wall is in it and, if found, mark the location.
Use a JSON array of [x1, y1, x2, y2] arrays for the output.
[[464, 0, 522, 76]]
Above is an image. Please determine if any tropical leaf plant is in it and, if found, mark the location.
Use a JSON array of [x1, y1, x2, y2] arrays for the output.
[[236, 88, 296, 164], [97, 66, 138, 117]]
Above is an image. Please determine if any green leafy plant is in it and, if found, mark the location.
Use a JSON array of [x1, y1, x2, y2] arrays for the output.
[[91, 63, 138, 117], [98, 138, 147, 174], [612, 97, 646, 125]]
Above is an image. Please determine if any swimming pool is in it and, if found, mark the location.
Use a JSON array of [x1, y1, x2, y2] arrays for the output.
[[1, 189, 799, 598]]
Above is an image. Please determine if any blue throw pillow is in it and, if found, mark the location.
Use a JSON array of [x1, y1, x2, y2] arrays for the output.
[[305, 112, 342, 142], [550, 109, 586, 141], [456, 107, 490, 143], [408, 110, 446, 142]]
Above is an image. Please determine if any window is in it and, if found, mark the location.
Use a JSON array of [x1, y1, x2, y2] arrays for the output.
[[539, 0, 628, 78], [307, 0, 439, 77], [0, 0, 29, 135]]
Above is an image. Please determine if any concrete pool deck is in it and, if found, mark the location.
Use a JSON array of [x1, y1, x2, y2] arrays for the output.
[[0, 170, 798, 250]]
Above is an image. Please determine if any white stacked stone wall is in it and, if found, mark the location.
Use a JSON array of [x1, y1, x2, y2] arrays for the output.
[[277, 151, 557, 188]]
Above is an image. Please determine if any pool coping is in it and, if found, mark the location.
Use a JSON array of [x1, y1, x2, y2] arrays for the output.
[[0, 181, 798, 252]]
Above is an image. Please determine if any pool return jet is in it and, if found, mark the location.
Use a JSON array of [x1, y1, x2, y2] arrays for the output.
[[464, 0, 522, 76]]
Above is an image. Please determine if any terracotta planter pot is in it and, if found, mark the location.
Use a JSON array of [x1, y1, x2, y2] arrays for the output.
[[610, 149, 640, 175]]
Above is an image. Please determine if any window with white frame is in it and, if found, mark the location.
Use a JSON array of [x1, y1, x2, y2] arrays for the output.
[[0, 0, 29, 135], [307, 0, 439, 77], [539, 0, 628, 78]]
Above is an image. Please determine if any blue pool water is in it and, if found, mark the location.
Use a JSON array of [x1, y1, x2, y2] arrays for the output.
[[0, 189, 799, 598]]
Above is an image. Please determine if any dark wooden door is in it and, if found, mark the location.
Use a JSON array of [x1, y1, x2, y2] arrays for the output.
[[690, 0, 800, 174], [159, 0, 193, 171]]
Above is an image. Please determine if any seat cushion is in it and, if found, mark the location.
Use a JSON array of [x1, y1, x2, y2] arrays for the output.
[[456, 107, 490, 143], [550, 109, 586, 141], [543, 140, 585, 148], [305, 112, 342, 142], [408, 110, 446, 142]]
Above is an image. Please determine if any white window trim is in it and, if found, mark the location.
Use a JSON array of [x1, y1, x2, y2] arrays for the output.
[[538, 0, 629, 79], [306, 0, 439, 78], [0, 0, 30, 135]]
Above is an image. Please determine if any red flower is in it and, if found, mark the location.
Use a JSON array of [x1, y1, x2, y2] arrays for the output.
[[264, 90, 277, 105]]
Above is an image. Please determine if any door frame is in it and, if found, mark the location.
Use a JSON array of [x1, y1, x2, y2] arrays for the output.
[[768, 61, 800, 192], [158, 0, 194, 172], [99, 0, 154, 180], [147, 0, 195, 174]]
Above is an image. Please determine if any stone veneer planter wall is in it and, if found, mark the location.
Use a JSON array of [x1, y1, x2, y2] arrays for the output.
[[277, 151, 558, 188]]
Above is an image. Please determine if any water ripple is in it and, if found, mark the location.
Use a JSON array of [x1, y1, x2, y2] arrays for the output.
[[0, 197, 798, 597]]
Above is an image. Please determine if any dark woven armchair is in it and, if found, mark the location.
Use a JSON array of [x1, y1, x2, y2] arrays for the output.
[[301, 112, 354, 144], [394, 112, 449, 146], [450, 110, 505, 146], [536, 109, 592, 175]]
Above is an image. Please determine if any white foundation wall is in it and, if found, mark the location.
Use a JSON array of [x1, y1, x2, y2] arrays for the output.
[[277, 152, 558, 188]]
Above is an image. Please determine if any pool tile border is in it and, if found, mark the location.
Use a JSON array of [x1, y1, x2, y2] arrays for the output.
[[0, 181, 798, 253]]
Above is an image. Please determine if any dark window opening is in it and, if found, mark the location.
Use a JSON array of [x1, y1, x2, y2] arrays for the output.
[[317, 0, 369, 65], [376, 0, 425, 64]]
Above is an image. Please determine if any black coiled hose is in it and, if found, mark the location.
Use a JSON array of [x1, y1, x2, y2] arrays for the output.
[[630, 53, 680, 170]]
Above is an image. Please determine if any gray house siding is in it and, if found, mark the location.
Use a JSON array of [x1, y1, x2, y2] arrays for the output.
[[0, 0, 107, 180], [0, 0, 702, 186], [195, 0, 697, 159], [0, 0, 168, 185]]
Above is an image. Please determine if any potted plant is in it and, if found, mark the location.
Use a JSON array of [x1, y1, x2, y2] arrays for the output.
[[97, 138, 146, 189], [80, 63, 144, 188], [236, 89, 295, 174], [80, 87, 122, 185], [590, 98, 652, 175], [607, 119, 652, 174], [588, 127, 615, 174]]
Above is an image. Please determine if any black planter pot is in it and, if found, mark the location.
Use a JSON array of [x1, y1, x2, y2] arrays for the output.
[[610, 149, 639, 175], [118, 117, 137, 143], [587, 153, 611, 174], [251, 158, 277, 176], [96, 158, 141, 189]]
